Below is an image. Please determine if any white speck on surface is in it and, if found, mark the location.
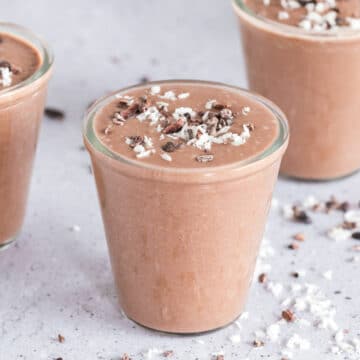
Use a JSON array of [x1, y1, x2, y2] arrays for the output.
[[143, 135, 154, 149], [266, 281, 283, 298], [205, 99, 217, 110], [173, 107, 196, 120], [322, 270, 333, 280], [271, 197, 280, 209], [143, 347, 163, 359], [178, 92, 190, 99], [70, 225, 81, 232], [347, 17, 360, 30], [159, 91, 177, 101], [266, 323, 281, 342], [241, 106, 251, 116], [133, 144, 146, 154], [239, 311, 249, 320], [278, 11, 290, 20], [136, 149, 155, 159], [150, 85, 161, 95], [302, 195, 318, 209], [160, 153, 172, 162], [229, 334, 241, 343], [195, 339, 205, 345], [328, 227, 351, 241], [0, 67, 12, 87], [344, 210, 360, 226], [282, 204, 294, 219], [286, 334, 311, 350]]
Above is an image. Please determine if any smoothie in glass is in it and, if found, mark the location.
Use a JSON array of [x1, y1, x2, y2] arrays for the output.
[[0, 23, 53, 249], [84, 80, 288, 333], [233, 0, 360, 180]]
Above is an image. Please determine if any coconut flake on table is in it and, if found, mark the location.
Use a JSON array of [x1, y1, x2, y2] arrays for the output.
[[266, 281, 284, 298], [327, 227, 352, 241], [229, 334, 241, 344], [286, 334, 311, 350], [344, 210, 360, 226], [302, 195, 319, 209], [322, 270, 333, 281], [266, 322, 282, 342], [142, 347, 164, 359]]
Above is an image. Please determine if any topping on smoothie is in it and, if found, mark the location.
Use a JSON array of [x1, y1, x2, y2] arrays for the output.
[[0, 61, 13, 87], [0, 33, 41, 89], [108, 87, 253, 163], [246, 0, 360, 31], [93, 82, 279, 168]]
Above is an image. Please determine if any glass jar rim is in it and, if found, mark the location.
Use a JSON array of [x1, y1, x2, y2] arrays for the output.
[[83, 79, 289, 175], [0, 22, 54, 98], [232, 0, 360, 39]]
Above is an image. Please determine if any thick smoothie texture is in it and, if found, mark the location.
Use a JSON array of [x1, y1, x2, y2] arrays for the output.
[[0, 25, 52, 248], [233, 0, 360, 180], [84, 81, 288, 333]]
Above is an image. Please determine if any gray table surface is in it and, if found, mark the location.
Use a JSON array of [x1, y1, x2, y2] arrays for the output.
[[0, 1, 359, 359]]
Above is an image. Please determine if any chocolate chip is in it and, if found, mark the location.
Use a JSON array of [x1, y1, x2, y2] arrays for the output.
[[258, 273, 267, 283], [253, 339, 264, 347], [293, 207, 312, 224], [338, 202, 350, 212], [162, 350, 174, 357], [162, 119, 185, 134], [282, 309, 295, 322], [213, 104, 226, 111], [352, 232, 360, 240], [121, 103, 141, 119], [161, 142, 176, 153], [0, 60, 12, 70], [288, 243, 299, 250], [44, 107, 65, 120], [57, 334, 65, 343]]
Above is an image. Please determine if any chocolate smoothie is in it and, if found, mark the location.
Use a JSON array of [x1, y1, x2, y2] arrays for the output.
[[233, 0, 360, 180], [0, 24, 53, 249], [84, 81, 288, 333]]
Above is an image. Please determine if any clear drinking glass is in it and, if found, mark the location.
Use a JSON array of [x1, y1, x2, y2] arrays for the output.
[[0, 23, 53, 249], [232, 0, 360, 180], [83, 80, 289, 333]]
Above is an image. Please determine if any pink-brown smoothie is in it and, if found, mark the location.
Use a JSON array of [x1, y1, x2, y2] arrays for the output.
[[233, 0, 360, 180], [0, 25, 53, 248], [84, 81, 288, 333]]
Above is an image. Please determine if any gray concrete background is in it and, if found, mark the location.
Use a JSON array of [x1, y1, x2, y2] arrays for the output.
[[0, 1, 359, 359]]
